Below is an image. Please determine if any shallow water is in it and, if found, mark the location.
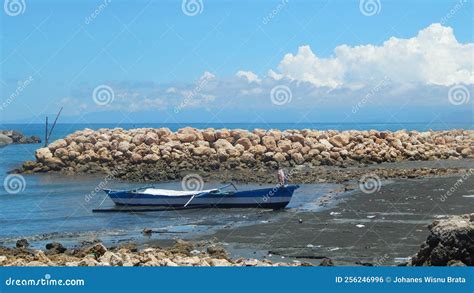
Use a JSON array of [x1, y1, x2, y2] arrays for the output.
[[0, 167, 339, 248]]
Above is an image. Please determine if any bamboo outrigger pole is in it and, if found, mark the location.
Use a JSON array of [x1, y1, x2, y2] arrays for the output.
[[44, 116, 49, 147], [44, 107, 63, 147]]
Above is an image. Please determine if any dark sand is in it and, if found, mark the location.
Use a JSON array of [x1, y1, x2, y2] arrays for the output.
[[207, 170, 474, 265]]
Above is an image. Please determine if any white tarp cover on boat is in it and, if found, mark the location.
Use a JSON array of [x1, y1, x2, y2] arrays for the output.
[[141, 188, 217, 196]]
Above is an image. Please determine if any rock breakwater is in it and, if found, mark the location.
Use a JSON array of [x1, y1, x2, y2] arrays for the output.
[[21, 127, 473, 181], [0, 130, 41, 147]]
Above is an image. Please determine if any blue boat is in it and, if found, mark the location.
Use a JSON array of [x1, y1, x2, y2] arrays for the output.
[[103, 170, 299, 209]]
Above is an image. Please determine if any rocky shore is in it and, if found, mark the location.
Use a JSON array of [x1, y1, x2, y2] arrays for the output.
[[0, 130, 41, 147], [2, 214, 472, 267], [19, 128, 473, 182], [0, 239, 311, 267], [410, 214, 474, 266]]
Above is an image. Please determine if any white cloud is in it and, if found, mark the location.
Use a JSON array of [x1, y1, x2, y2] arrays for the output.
[[200, 71, 216, 81], [267, 69, 283, 81], [68, 24, 472, 114], [236, 70, 262, 83], [274, 23, 473, 88]]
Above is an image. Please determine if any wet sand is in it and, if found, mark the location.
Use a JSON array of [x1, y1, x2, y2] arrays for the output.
[[207, 172, 474, 265], [1, 159, 472, 266]]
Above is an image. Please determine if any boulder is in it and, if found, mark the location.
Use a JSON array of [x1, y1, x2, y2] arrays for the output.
[[143, 154, 160, 162], [192, 146, 215, 156], [273, 152, 286, 162], [291, 152, 305, 164], [0, 134, 13, 147], [411, 214, 474, 266], [83, 243, 108, 258], [45, 242, 67, 254], [202, 130, 216, 142], [35, 148, 53, 162], [235, 138, 252, 150], [214, 139, 233, 150], [319, 139, 333, 150], [177, 133, 197, 143], [118, 141, 131, 152], [262, 136, 277, 151], [49, 139, 68, 151], [16, 239, 29, 248], [329, 134, 350, 147], [99, 251, 123, 266], [216, 129, 230, 139]]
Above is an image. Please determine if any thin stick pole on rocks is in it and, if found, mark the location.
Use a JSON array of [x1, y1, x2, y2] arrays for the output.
[[47, 107, 63, 142], [44, 116, 48, 147]]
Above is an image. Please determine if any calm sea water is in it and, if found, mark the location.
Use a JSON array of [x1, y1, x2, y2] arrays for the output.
[[0, 122, 470, 248]]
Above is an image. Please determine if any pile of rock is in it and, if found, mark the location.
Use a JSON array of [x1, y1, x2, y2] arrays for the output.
[[21, 127, 472, 176], [0, 240, 309, 267], [0, 130, 41, 147], [410, 214, 474, 266]]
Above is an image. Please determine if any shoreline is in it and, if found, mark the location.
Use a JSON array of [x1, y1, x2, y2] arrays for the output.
[[17, 128, 472, 182], [1, 171, 472, 266], [1, 126, 472, 267], [204, 174, 474, 266]]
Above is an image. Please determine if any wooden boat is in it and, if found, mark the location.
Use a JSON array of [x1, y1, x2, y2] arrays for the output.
[[103, 171, 299, 209]]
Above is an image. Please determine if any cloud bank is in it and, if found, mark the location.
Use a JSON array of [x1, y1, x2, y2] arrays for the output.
[[275, 23, 472, 88], [64, 24, 472, 115]]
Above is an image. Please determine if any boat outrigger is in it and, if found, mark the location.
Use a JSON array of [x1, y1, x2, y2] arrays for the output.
[[102, 170, 299, 209]]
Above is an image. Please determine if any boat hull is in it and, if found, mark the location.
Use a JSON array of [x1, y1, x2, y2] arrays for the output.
[[104, 185, 299, 209]]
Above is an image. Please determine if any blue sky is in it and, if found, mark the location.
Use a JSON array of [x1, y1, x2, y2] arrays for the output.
[[0, 0, 472, 124]]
